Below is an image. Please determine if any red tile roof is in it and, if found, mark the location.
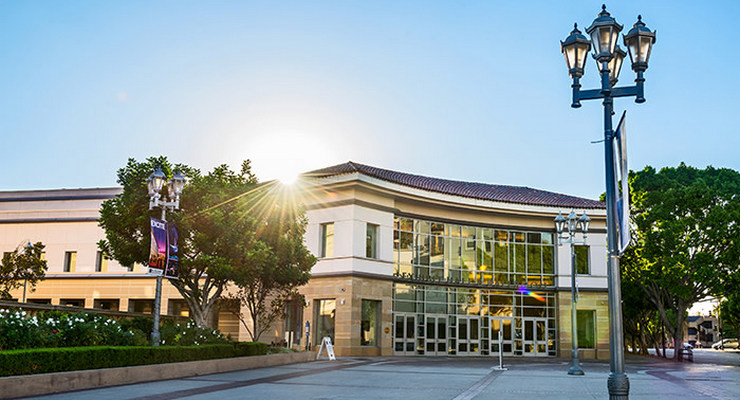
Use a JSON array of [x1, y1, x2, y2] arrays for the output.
[[305, 161, 605, 209]]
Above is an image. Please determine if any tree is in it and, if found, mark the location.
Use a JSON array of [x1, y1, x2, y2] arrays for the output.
[[719, 287, 740, 340], [624, 164, 740, 360], [0, 242, 47, 299], [227, 196, 315, 341], [99, 156, 263, 327]]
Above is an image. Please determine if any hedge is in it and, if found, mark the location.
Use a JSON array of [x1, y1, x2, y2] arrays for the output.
[[0, 342, 268, 377]]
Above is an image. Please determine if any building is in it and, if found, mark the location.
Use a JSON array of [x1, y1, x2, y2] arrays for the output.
[[0, 162, 610, 358], [685, 315, 718, 348]]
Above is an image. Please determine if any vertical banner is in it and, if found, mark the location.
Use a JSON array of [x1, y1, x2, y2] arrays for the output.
[[164, 222, 179, 279], [148, 218, 167, 275], [614, 111, 630, 255]]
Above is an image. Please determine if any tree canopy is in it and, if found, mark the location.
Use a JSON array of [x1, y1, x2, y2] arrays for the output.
[[99, 156, 313, 329], [623, 163, 740, 359], [0, 242, 47, 300]]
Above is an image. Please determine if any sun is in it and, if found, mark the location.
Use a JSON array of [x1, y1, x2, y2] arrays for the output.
[[276, 171, 299, 185]]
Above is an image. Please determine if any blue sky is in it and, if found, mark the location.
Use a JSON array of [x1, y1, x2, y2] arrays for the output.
[[1, 1, 738, 199]]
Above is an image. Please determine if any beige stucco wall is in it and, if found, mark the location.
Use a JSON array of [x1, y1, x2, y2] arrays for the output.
[[299, 276, 393, 357]]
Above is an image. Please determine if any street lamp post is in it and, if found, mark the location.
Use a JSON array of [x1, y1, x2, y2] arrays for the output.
[[146, 168, 186, 346], [561, 5, 655, 400], [555, 210, 590, 376]]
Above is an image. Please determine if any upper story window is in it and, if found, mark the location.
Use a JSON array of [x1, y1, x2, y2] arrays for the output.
[[63, 251, 77, 272], [575, 245, 590, 275], [320, 223, 334, 258], [366, 223, 379, 259], [95, 251, 108, 272]]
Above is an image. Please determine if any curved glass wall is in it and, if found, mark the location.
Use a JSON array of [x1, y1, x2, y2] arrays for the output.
[[393, 216, 555, 286]]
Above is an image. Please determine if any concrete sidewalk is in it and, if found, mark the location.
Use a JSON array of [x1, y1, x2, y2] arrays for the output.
[[18, 354, 740, 400]]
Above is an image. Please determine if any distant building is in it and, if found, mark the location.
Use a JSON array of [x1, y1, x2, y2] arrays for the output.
[[1, 162, 611, 358], [685, 315, 718, 347]]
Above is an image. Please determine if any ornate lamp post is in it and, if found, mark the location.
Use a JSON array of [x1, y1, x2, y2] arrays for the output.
[[146, 168, 186, 346], [561, 5, 655, 399], [555, 210, 590, 375]]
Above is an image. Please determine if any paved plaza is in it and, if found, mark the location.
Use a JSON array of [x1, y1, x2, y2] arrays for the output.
[[21, 351, 740, 400]]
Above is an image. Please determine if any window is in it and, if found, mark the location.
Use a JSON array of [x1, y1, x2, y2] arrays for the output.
[[366, 223, 379, 258], [575, 245, 590, 275], [93, 299, 119, 311], [315, 299, 336, 345], [361, 300, 380, 346], [95, 251, 108, 272], [577, 310, 596, 349], [320, 223, 334, 258], [63, 251, 77, 272]]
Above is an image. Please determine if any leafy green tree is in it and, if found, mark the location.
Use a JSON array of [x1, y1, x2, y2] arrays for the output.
[[719, 292, 740, 340], [227, 198, 315, 341], [99, 157, 262, 327], [625, 164, 740, 360], [0, 242, 47, 300]]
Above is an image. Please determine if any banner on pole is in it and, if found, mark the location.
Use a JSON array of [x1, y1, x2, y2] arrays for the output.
[[164, 222, 179, 279], [614, 111, 630, 255], [148, 218, 167, 275]]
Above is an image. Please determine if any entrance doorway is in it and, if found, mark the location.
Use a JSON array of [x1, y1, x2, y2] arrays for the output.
[[394, 313, 417, 355], [490, 317, 515, 356], [424, 315, 447, 355], [456, 316, 480, 355], [522, 317, 548, 356]]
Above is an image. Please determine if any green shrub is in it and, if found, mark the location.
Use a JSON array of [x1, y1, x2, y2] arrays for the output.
[[236, 341, 268, 356], [0, 343, 269, 377], [0, 309, 228, 350], [159, 320, 228, 346]]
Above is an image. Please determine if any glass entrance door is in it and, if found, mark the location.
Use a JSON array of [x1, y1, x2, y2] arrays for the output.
[[424, 315, 447, 355], [394, 313, 417, 355], [522, 317, 548, 356], [457, 316, 480, 355], [490, 317, 514, 356]]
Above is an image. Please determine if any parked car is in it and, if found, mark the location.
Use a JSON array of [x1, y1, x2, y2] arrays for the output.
[[682, 343, 694, 349], [712, 338, 739, 349]]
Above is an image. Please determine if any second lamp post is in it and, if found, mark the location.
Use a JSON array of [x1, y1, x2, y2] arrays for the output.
[[555, 210, 590, 376], [146, 168, 186, 346]]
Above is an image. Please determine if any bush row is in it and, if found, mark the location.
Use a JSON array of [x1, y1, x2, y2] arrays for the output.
[[0, 342, 268, 376], [0, 309, 228, 350]]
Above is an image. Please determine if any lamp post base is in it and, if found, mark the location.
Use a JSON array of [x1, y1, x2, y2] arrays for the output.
[[607, 372, 630, 400], [568, 349, 585, 375]]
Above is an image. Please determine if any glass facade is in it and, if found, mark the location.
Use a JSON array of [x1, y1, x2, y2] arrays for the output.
[[392, 283, 557, 356], [392, 216, 558, 357], [393, 216, 555, 286]]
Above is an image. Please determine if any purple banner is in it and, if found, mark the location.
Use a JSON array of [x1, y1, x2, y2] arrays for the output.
[[148, 218, 167, 272], [164, 222, 179, 279]]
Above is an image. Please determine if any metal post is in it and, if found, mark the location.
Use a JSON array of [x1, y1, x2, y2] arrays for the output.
[[151, 207, 166, 346], [602, 70, 629, 398], [569, 236, 584, 375]]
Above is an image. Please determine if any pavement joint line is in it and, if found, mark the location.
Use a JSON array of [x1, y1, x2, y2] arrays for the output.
[[451, 368, 503, 400], [126, 359, 376, 400]]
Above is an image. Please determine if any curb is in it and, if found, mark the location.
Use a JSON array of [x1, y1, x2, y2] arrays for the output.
[[0, 351, 315, 399]]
